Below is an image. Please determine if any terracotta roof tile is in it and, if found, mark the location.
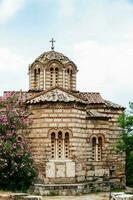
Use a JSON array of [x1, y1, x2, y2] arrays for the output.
[[104, 100, 124, 109], [27, 88, 87, 104], [74, 92, 105, 104], [87, 110, 110, 119]]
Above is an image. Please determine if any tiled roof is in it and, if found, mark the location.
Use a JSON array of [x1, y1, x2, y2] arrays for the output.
[[2, 88, 124, 109], [104, 100, 124, 109], [29, 51, 77, 71], [87, 110, 110, 119], [36, 51, 70, 63], [74, 92, 105, 104], [75, 92, 124, 109], [27, 88, 87, 104]]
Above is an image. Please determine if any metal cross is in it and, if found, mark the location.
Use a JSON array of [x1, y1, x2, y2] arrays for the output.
[[50, 38, 55, 50]]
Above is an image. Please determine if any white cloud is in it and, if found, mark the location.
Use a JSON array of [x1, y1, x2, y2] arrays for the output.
[[0, 0, 25, 23], [58, 0, 133, 44], [58, 0, 76, 17], [0, 0, 133, 107], [0, 47, 30, 95], [72, 40, 133, 106], [57, 0, 133, 106]]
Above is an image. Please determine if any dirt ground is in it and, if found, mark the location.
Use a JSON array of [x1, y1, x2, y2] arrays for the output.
[[44, 193, 109, 200], [0, 192, 109, 200]]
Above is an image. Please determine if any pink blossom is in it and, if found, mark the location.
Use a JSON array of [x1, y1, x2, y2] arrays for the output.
[[0, 115, 8, 125]]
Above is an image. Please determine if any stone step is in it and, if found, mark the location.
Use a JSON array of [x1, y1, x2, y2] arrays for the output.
[[11, 194, 43, 200], [23, 196, 43, 200], [0, 194, 10, 200], [0, 194, 43, 200], [31, 182, 94, 195], [112, 192, 133, 200]]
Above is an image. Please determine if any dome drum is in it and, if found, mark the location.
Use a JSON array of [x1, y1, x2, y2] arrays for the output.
[[29, 51, 77, 91]]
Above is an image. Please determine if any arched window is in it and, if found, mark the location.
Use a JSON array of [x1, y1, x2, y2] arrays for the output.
[[70, 69, 73, 89], [34, 69, 37, 88], [92, 137, 96, 161], [51, 131, 70, 160], [50, 66, 59, 87], [65, 132, 69, 159], [34, 67, 40, 89], [57, 131, 63, 159], [55, 67, 59, 85], [66, 68, 73, 90], [51, 132, 56, 159], [50, 67, 54, 87], [37, 68, 40, 88], [91, 136, 103, 161], [98, 137, 102, 161]]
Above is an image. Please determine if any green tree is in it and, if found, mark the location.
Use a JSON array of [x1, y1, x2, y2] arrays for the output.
[[117, 102, 133, 186], [0, 92, 37, 191]]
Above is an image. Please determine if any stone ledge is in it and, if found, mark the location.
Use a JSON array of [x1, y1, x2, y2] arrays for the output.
[[35, 182, 88, 187], [30, 181, 125, 196], [0, 194, 10, 200], [112, 192, 133, 200], [0, 193, 43, 200], [11, 193, 28, 200], [23, 196, 43, 200]]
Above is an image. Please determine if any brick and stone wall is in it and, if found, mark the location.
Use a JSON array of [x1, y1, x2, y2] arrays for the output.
[[25, 101, 125, 189]]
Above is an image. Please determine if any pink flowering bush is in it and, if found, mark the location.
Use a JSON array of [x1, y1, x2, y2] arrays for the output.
[[0, 92, 37, 191]]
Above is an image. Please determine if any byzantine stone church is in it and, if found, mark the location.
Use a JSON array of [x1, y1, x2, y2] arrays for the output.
[[19, 42, 125, 194]]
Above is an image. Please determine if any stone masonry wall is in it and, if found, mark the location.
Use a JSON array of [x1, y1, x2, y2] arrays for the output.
[[26, 102, 125, 188], [87, 106, 125, 187], [27, 103, 88, 184]]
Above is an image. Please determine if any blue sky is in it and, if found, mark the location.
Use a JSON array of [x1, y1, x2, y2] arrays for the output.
[[0, 0, 133, 107]]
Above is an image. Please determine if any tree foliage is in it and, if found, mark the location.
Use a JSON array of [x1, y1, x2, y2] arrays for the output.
[[117, 102, 133, 186], [0, 92, 37, 191]]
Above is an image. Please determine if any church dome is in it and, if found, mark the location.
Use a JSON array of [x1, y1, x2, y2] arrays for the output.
[[30, 51, 77, 69], [29, 50, 77, 91], [35, 51, 70, 65]]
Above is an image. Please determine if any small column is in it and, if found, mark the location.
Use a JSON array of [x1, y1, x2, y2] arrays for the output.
[[30, 71, 35, 89], [29, 71, 31, 90], [65, 70, 68, 89], [39, 69, 44, 90], [43, 69, 46, 90], [72, 73, 76, 90]]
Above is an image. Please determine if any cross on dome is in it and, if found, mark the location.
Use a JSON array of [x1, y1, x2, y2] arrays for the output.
[[50, 38, 55, 51]]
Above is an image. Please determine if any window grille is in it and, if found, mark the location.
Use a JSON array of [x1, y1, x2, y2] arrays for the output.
[[34, 68, 40, 88], [51, 132, 56, 159], [98, 137, 102, 161], [51, 131, 70, 160], [64, 132, 69, 158], [50, 67, 54, 87], [91, 136, 103, 161], [92, 137, 96, 161], [50, 66, 59, 87]]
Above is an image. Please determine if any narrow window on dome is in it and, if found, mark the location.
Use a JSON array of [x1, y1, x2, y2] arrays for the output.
[[37, 68, 40, 88], [50, 67, 54, 87], [55, 67, 59, 85], [66, 68, 73, 90], [67, 69, 70, 89], [34, 69, 37, 88], [70, 70, 73, 90]]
